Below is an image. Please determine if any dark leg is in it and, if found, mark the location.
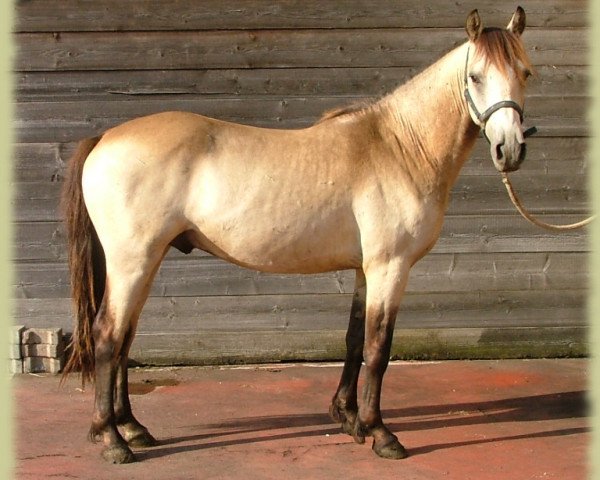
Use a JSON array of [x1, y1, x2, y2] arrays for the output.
[[330, 269, 367, 443], [89, 250, 164, 463], [356, 260, 410, 459], [114, 330, 157, 448], [89, 313, 135, 464]]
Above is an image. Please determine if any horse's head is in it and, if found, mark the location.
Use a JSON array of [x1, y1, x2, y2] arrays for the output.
[[464, 7, 532, 173]]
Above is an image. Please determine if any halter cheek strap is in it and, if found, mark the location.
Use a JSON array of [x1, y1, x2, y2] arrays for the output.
[[463, 47, 537, 142]]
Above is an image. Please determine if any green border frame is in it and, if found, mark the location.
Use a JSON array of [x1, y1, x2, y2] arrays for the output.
[[1, 1, 13, 478], [589, 1, 599, 478]]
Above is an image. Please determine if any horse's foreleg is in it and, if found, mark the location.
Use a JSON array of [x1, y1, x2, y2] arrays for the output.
[[356, 260, 409, 460], [114, 330, 157, 448], [330, 268, 366, 442]]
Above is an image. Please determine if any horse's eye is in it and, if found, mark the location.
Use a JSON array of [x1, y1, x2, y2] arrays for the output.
[[469, 74, 481, 85], [524, 69, 532, 79]]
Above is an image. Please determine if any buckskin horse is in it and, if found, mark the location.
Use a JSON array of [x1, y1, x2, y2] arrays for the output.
[[61, 7, 533, 463]]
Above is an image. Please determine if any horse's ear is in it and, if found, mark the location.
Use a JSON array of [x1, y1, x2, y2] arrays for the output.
[[507, 6, 526, 37], [466, 9, 483, 41]]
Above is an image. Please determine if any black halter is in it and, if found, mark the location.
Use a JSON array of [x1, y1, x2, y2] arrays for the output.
[[463, 46, 537, 143]]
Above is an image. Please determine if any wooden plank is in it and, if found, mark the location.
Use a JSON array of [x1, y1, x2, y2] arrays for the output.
[[14, 222, 66, 262], [15, 65, 588, 100], [463, 137, 589, 177], [530, 66, 589, 97], [13, 290, 587, 335], [14, 67, 420, 100], [13, 211, 591, 264], [14, 28, 588, 72], [12, 170, 590, 223], [12, 136, 589, 184], [127, 251, 593, 295], [12, 260, 355, 299], [13, 94, 591, 144], [434, 215, 591, 254], [12, 143, 68, 184], [12, 252, 588, 300], [449, 173, 590, 215], [14, 0, 588, 32]]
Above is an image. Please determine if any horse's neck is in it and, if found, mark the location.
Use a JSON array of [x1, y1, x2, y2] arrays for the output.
[[381, 43, 480, 201]]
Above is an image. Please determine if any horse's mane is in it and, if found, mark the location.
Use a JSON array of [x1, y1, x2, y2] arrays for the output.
[[316, 100, 378, 124], [316, 27, 532, 125], [473, 27, 533, 84]]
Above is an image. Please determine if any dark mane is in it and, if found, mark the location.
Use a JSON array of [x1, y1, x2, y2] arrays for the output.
[[315, 99, 378, 124], [474, 27, 533, 83]]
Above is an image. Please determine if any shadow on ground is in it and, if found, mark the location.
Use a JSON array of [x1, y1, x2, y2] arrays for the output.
[[136, 390, 588, 461]]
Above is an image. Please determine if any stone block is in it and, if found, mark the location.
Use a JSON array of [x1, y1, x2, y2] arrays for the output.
[[23, 356, 63, 374], [8, 359, 23, 374], [10, 325, 26, 345], [21, 342, 64, 358], [9, 343, 22, 360], [22, 328, 63, 346]]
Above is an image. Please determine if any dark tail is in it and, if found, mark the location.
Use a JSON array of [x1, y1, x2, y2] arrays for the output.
[[60, 136, 105, 386]]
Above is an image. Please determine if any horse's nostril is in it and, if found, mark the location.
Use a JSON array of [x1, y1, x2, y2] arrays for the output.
[[496, 144, 504, 161]]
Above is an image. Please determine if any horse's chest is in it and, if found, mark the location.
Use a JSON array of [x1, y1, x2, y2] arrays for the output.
[[354, 186, 444, 263], [404, 203, 445, 264]]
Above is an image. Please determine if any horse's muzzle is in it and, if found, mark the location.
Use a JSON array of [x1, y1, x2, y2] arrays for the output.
[[492, 140, 526, 173]]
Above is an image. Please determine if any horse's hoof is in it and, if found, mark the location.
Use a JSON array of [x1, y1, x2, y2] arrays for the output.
[[372, 437, 408, 460], [101, 445, 136, 464], [352, 431, 366, 445], [329, 403, 343, 423], [351, 421, 366, 445], [127, 431, 158, 448], [330, 402, 364, 443], [341, 419, 354, 437]]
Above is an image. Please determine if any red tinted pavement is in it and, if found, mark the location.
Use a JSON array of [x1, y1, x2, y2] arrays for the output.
[[12, 359, 589, 479]]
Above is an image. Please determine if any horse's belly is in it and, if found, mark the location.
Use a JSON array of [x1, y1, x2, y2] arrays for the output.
[[189, 203, 362, 274]]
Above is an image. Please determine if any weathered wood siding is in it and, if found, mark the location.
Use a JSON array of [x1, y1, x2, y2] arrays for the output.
[[12, 1, 590, 364]]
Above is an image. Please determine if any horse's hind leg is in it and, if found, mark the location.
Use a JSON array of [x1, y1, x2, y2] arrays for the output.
[[90, 308, 133, 464], [90, 248, 164, 463], [330, 268, 366, 442], [114, 331, 157, 448]]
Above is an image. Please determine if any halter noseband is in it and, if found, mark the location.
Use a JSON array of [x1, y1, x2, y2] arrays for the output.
[[463, 46, 537, 142]]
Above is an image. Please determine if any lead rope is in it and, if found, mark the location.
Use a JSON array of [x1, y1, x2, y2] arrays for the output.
[[501, 172, 595, 231]]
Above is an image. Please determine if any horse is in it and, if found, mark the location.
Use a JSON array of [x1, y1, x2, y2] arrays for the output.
[[61, 7, 533, 463]]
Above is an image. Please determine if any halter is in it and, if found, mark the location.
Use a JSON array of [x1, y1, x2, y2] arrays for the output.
[[463, 46, 537, 142]]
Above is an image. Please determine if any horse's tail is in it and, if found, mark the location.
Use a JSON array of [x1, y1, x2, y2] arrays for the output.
[[60, 136, 105, 386]]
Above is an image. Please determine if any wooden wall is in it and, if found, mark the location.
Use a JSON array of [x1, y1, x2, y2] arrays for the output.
[[12, 1, 590, 364]]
